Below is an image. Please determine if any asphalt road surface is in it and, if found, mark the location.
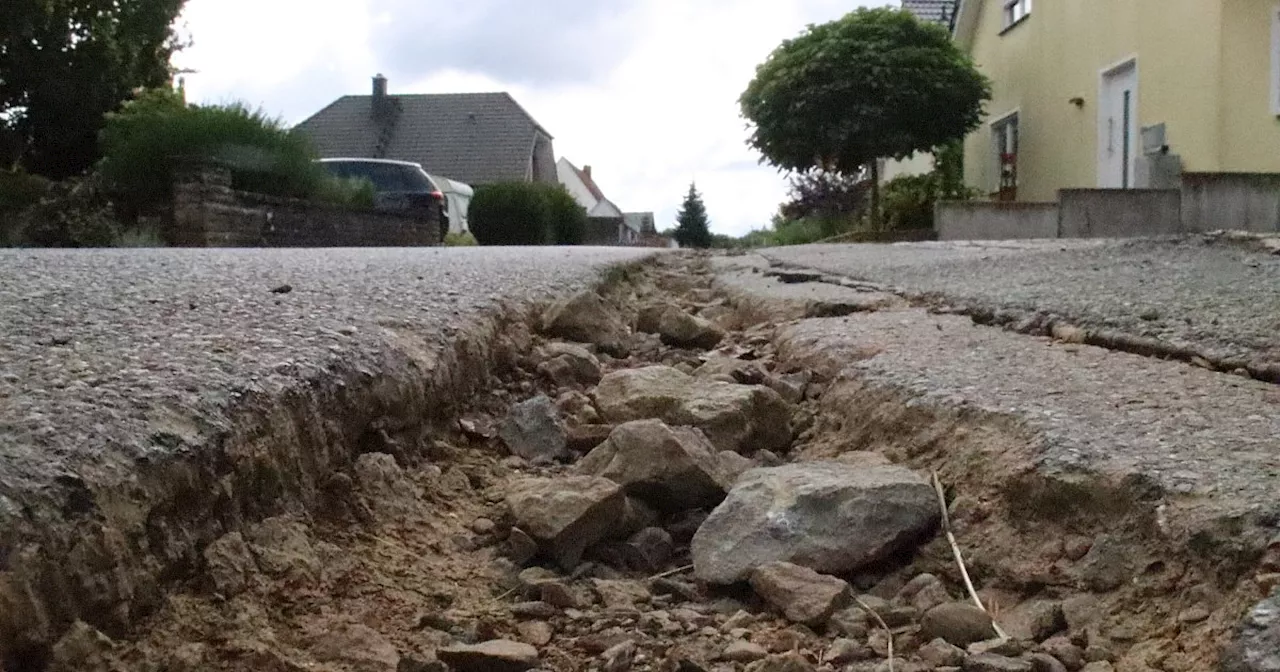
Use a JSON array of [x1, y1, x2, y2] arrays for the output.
[[0, 246, 653, 502]]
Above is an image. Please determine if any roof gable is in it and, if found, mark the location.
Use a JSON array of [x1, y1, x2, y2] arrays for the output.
[[294, 92, 552, 185], [902, 0, 959, 27], [556, 157, 623, 218]]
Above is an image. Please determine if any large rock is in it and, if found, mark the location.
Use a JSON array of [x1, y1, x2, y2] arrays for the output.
[[576, 420, 730, 511], [1223, 591, 1280, 672], [500, 396, 567, 465], [437, 640, 540, 672], [691, 462, 938, 584], [749, 561, 852, 626], [593, 365, 793, 454], [506, 476, 626, 569], [920, 602, 1000, 647], [658, 308, 725, 350], [540, 290, 628, 356], [537, 342, 602, 387]]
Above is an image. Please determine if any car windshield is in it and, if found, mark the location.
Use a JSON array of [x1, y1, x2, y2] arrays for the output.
[[321, 161, 436, 193]]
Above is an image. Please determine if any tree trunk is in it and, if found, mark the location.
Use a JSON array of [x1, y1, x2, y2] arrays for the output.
[[869, 160, 881, 231]]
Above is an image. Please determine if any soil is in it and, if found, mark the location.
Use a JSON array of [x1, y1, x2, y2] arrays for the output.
[[33, 253, 1274, 672]]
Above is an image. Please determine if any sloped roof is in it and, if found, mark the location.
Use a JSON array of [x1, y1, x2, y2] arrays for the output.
[[902, 0, 958, 27], [294, 92, 551, 186], [571, 164, 607, 204]]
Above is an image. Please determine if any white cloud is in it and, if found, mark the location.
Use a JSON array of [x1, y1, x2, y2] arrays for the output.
[[175, 0, 891, 236]]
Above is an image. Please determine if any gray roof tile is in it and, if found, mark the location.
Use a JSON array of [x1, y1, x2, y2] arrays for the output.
[[293, 92, 550, 186], [902, 0, 958, 26]]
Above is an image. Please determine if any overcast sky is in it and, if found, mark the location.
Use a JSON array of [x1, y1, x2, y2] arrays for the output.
[[173, 0, 890, 236]]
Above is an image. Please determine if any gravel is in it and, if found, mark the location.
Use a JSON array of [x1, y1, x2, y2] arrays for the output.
[[761, 237, 1280, 364], [0, 246, 652, 500]]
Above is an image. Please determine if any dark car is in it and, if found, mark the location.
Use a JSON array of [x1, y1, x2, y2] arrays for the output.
[[317, 158, 447, 241]]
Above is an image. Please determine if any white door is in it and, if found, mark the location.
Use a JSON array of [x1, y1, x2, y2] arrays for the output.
[[1098, 60, 1139, 188]]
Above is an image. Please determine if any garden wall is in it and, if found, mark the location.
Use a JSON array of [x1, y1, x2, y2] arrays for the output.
[[169, 166, 440, 247]]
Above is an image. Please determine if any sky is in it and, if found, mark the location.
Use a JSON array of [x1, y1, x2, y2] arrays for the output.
[[172, 0, 891, 237]]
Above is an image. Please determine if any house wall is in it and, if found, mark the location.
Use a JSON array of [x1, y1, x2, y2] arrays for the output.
[[557, 160, 599, 212], [531, 133, 558, 184], [962, 0, 1237, 200], [170, 167, 440, 247], [1218, 0, 1280, 172], [882, 152, 935, 182]]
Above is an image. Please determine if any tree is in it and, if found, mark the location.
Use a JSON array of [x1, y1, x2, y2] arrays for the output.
[[1, 0, 189, 179], [739, 8, 990, 227], [779, 170, 871, 226], [674, 182, 712, 249]]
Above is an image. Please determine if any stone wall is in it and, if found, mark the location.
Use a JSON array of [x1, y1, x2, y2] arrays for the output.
[[170, 167, 440, 247]]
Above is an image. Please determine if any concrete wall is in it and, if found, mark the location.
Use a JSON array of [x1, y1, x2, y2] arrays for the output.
[[170, 167, 440, 247], [936, 201, 1060, 241], [1181, 173, 1280, 233], [1058, 189, 1182, 238]]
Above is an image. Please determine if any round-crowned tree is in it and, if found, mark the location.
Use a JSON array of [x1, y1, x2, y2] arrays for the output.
[[739, 8, 990, 226]]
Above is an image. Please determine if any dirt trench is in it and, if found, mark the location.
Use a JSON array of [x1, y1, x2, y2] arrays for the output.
[[29, 253, 1275, 672]]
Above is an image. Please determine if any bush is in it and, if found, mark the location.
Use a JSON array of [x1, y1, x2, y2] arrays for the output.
[[543, 185, 587, 245], [16, 176, 120, 247], [881, 169, 983, 232], [881, 174, 938, 231], [1, 171, 53, 245], [469, 182, 551, 245], [469, 182, 588, 246], [98, 88, 328, 217], [444, 231, 478, 246]]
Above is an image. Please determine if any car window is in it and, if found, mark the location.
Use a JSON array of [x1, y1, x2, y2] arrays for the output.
[[321, 162, 435, 193]]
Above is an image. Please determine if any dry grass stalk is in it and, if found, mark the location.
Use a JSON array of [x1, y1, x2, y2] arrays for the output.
[[854, 595, 895, 672], [931, 470, 1010, 641]]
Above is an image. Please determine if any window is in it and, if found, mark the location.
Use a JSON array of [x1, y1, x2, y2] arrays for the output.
[[1272, 4, 1280, 115], [1003, 0, 1032, 30], [991, 113, 1019, 199]]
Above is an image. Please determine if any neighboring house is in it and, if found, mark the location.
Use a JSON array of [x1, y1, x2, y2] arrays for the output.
[[953, 0, 1280, 201], [556, 158, 639, 245], [879, 0, 961, 183], [295, 75, 557, 188], [623, 212, 656, 235]]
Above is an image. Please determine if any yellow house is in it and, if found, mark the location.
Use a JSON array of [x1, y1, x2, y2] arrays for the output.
[[955, 0, 1280, 202]]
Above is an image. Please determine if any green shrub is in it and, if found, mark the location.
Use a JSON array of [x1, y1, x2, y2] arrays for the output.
[[881, 174, 938, 231], [1, 171, 53, 245], [0, 171, 51, 213], [444, 231, 479, 246], [543, 185, 587, 245], [16, 176, 120, 247], [470, 182, 551, 245], [469, 182, 588, 246], [98, 87, 327, 216], [880, 169, 983, 232]]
